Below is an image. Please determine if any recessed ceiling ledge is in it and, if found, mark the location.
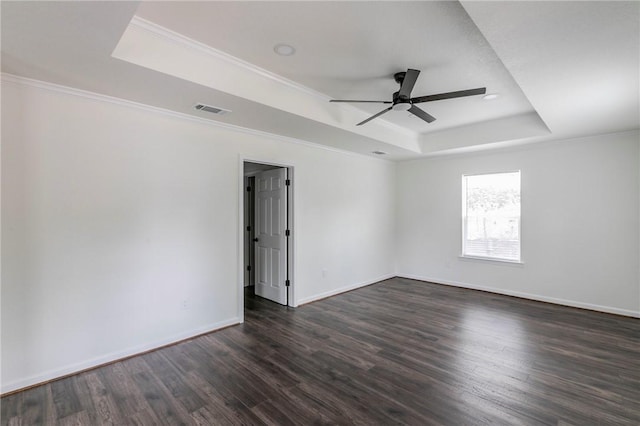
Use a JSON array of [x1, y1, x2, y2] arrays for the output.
[[112, 16, 421, 154], [418, 112, 551, 154]]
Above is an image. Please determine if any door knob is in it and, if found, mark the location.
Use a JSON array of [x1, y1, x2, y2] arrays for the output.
[[253, 238, 259, 242]]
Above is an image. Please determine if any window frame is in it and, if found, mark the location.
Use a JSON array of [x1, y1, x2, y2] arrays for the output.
[[461, 170, 522, 264]]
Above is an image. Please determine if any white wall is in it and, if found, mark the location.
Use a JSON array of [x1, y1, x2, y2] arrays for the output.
[[3, 75, 638, 395], [1, 78, 396, 393], [396, 130, 640, 316]]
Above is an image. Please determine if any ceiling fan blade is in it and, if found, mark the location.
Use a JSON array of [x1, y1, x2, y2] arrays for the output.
[[330, 100, 392, 104], [398, 69, 420, 99], [356, 106, 393, 126], [408, 105, 436, 123], [411, 87, 486, 103]]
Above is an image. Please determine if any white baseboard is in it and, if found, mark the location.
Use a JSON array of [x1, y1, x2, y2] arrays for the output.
[[397, 273, 640, 318], [296, 273, 396, 306], [1, 317, 241, 395], [5, 274, 635, 394]]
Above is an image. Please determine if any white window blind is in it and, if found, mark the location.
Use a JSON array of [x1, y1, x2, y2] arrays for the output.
[[462, 171, 521, 262]]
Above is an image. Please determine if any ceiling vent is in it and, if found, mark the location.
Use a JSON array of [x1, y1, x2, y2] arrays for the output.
[[194, 104, 230, 115]]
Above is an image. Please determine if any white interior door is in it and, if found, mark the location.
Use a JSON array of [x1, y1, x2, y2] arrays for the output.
[[254, 168, 287, 305]]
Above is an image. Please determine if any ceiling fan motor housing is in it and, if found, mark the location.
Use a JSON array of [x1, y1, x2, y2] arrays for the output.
[[392, 91, 411, 105]]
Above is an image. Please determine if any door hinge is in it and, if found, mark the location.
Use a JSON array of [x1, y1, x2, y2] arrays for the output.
[[285, 179, 291, 186], [285, 279, 290, 287], [246, 265, 251, 271], [246, 225, 251, 232], [285, 229, 290, 237], [246, 186, 252, 192]]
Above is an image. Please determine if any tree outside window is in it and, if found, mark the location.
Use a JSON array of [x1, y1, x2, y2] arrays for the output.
[[463, 171, 521, 262]]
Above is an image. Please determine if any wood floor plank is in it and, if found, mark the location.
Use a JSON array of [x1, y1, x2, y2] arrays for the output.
[[81, 371, 124, 425], [144, 350, 207, 414], [55, 411, 92, 426], [2, 278, 639, 425], [182, 371, 267, 425], [125, 357, 192, 425], [189, 406, 236, 426], [49, 378, 81, 421], [96, 362, 151, 421]]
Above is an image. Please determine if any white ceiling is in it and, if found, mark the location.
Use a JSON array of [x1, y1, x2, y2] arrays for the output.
[[135, 1, 534, 133], [2, 1, 638, 160]]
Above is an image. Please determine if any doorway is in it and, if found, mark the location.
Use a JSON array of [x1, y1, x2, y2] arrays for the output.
[[242, 161, 294, 312]]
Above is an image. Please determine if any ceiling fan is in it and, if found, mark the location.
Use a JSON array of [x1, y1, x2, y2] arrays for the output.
[[330, 69, 486, 126]]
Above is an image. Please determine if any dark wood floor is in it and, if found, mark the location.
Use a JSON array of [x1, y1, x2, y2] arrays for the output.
[[2, 278, 639, 425]]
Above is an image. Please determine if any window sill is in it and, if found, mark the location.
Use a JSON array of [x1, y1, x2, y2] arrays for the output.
[[459, 255, 524, 266]]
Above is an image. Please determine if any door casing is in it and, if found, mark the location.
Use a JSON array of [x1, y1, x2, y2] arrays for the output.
[[239, 157, 295, 321]]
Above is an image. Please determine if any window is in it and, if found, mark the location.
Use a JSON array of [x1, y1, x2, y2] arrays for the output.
[[462, 171, 521, 262]]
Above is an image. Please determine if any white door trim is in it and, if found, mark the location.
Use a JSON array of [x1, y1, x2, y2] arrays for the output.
[[238, 156, 296, 323]]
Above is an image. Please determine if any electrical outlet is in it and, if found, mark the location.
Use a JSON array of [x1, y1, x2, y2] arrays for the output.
[[322, 269, 327, 278], [181, 299, 189, 310]]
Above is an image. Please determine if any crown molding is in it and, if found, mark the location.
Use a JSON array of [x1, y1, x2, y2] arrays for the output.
[[129, 16, 328, 101], [128, 16, 414, 138], [1, 73, 392, 162]]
